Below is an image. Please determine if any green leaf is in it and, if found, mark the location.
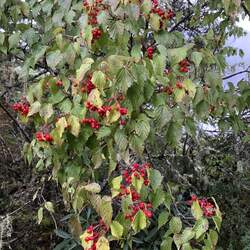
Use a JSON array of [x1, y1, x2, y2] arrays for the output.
[[134, 118, 150, 140], [149, 13, 161, 31], [193, 218, 209, 239], [184, 79, 196, 98], [37, 207, 43, 224], [45, 201, 54, 213], [158, 210, 169, 229], [96, 236, 110, 250], [167, 47, 188, 65], [191, 200, 203, 220], [196, 100, 209, 118], [8, 32, 20, 49], [181, 228, 195, 243], [132, 174, 144, 193], [149, 169, 163, 192], [67, 115, 80, 137], [56, 117, 68, 138], [83, 183, 101, 193], [88, 89, 103, 108], [160, 237, 173, 250], [132, 210, 147, 232], [92, 71, 106, 93], [28, 101, 41, 117], [223, 0, 231, 14], [114, 129, 128, 152], [191, 51, 203, 68], [152, 188, 165, 209], [141, 0, 152, 14], [169, 217, 182, 234], [129, 135, 144, 155], [111, 176, 122, 197], [110, 221, 124, 239], [39, 104, 53, 123], [99, 196, 113, 225], [46, 50, 63, 69], [97, 126, 111, 139], [174, 88, 186, 102], [166, 121, 182, 145], [76, 58, 94, 82]]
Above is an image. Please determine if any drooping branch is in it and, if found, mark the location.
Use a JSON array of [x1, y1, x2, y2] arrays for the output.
[[223, 67, 250, 80]]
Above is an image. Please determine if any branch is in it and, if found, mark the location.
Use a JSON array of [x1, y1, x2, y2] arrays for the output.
[[0, 100, 31, 143], [169, 12, 193, 32], [222, 68, 250, 80], [242, 2, 250, 18]]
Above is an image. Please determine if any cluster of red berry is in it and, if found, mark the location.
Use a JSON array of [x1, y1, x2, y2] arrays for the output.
[[188, 195, 216, 218], [165, 86, 174, 95], [118, 163, 153, 222], [179, 59, 190, 73], [12, 102, 29, 116], [147, 47, 154, 59], [81, 75, 96, 94], [176, 81, 184, 89], [151, 0, 174, 20], [92, 27, 102, 40], [81, 118, 100, 129], [83, 219, 108, 250], [35, 131, 53, 142]]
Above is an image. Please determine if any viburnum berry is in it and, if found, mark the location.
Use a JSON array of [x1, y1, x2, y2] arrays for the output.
[[165, 86, 174, 95], [56, 80, 63, 87], [166, 9, 175, 19], [92, 27, 102, 40], [87, 225, 94, 234], [44, 133, 53, 142], [144, 210, 153, 218], [119, 119, 126, 126], [147, 46, 154, 59], [119, 107, 128, 116], [176, 81, 184, 89], [179, 66, 189, 73], [36, 132, 44, 142], [12, 102, 30, 116]]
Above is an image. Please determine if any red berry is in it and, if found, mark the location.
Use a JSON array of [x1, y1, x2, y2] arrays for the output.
[[176, 81, 184, 89], [36, 132, 44, 142], [119, 107, 128, 115], [165, 86, 174, 95], [44, 133, 53, 142], [87, 225, 94, 233], [144, 210, 153, 218], [119, 119, 126, 126]]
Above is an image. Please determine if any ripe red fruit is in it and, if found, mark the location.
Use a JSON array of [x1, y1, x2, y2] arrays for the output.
[[119, 119, 126, 126], [139, 202, 145, 209], [56, 80, 63, 87], [36, 132, 44, 142], [144, 210, 153, 218], [44, 133, 53, 142], [119, 107, 128, 115], [176, 81, 184, 89], [87, 225, 94, 233], [92, 27, 102, 40], [179, 66, 189, 73], [165, 86, 174, 95], [144, 179, 149, 186], [147, 47, 154, 59]]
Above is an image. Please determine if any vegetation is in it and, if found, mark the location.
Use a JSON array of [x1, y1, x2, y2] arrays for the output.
[[0, 0, 249, 249]]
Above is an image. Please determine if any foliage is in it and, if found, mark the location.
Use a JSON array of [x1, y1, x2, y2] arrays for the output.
[[1, 0, 250, 249]]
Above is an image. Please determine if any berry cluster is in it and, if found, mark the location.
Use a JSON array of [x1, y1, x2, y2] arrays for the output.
[[165, 86, 174, 95], [147, 47, 154, 59], [179, 59, 190, 73], [83, 219, 108, 250], [12, 102, 29, 116], [82, 0, 103, 25], [189, 195, 216, 217], [81, 118, 100, 129], [125, 201, 153, 222], [92, 27, 102, 40], [118, 163, 153, 222], [151, 0, 174, 21], [81, 75, 96, 94], [35, 131, 53, 142]]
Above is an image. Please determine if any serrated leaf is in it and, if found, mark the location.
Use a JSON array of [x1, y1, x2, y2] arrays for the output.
[[132, 210, 147, 232], [88, 89, 103, 108], [56, 117, 68, 138], [114, 129, 128, 152], [67, 115, 80, 137], [184, 79, 196, 98], [129, 135, 144, 155], [76, 58, 94, 82], [132, 174, 144, 193], [46, 50, 63, 69], [167, 47, 188, 65], [111, 175, 122, 197], [97, 126, 111, 139], [160, 237, 173, 250], [110, 221, 124, 239], [106, 107, 120, 124], [8, 32, 20, 49], [158, 210, 169, 229], [28, 101, 41, 117], [83, 183, 101, 193], [191, 200, 203, 220], [149, 13, 161, 31], [96, 236, 110, 250], [149, 169, 163, 192], [37, 207, 43, 224], [181, 228, 195, 243], [45, 201, 54, 213], [169, 217, 182, 234], [174, 88, 186, 102], [92, 70, 106, 93], [191, 51, 203, 68], [193, 218, 209, 239], [39, 103, 53, 123]]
